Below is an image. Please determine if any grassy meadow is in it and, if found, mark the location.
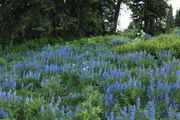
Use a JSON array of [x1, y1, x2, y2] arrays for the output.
[[0, 29, 180, 120]]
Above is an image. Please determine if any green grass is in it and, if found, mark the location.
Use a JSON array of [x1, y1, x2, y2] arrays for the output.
[[114, 34, 180, 58]]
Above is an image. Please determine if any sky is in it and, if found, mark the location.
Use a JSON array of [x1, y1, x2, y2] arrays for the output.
[[117, 0, 180, 31]]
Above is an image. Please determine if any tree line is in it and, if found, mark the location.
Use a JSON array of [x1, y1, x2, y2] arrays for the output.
[[0, 0, 179, 46]]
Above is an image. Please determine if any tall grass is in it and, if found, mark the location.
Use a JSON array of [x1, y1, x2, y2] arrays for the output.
[[114, 34, 180, 58]]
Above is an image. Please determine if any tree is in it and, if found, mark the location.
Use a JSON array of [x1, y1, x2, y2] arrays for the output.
[[0, 0, 132, 47], [101, 0, 131, 34], [175, 9, 180, 27], [165, 5, 174, 32], [128, 0, 169, 35]]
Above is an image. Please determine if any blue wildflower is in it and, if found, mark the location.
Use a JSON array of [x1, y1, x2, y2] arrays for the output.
[[176, 32, 180, 36], [164, 92, 170, 105], [168, 106, 174, 119], [136, 97, 141, 109], [110, 112, 114, 120], [110, 38, 128, 44], [61, 106, 65, 116], [144, 109, 148, 117], [149, 107, 155, 120], [0, 107, 8, 119]]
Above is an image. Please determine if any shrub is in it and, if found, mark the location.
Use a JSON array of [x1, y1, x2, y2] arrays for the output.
[[0, 57, 7, 66], [114, 34, 180, 58]]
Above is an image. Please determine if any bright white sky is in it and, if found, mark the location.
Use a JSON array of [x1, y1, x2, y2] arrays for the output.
[[117, 0, 180, 31]]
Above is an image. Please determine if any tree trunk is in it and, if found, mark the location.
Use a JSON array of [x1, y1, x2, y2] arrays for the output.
[[111, 0, 121, 33]]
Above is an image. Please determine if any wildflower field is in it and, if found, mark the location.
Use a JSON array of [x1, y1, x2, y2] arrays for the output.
[[0, 31, 180, 120]]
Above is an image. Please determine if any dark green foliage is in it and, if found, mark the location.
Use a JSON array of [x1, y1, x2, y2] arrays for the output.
[[165, 5, 174, 33], [175, 9, 180, 27], [114, 34, 180, 58], [128, 0, 169, 35], [0, 0, 131, 48]]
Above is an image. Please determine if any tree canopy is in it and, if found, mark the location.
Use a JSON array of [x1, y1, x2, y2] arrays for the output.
[[0, 0, 175, 46], [0, 0, 130, 45], [128, 0, 170, 35], [175, 9, 180, 27]]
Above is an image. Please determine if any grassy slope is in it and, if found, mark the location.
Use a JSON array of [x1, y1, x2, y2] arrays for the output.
[[0, 30, 180, 120]]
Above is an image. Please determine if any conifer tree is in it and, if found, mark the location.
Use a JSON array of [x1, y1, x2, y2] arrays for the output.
[[175, 9, 180, 27], [165, 5, 174, 32]]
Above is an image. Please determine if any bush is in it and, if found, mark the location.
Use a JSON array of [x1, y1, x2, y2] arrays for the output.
[[114, 34, 180, 58], [0, 57, 7, 66]]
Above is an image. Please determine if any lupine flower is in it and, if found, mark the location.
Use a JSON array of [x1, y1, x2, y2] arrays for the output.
[[67, 110, 73, 116], [156, 92, 163, 101], [168, 106, 174, 119], [176, 32, 180, 36], [172, 100, 177, 107], [26, 83, 33, 89], [21, 83, 24, 89], [76, 105, 81, 111], [0, 107, 8, 118], [149, 107, 155, 120], [143, 34, 155, 39], [104, 113, 108, 119], [164, 92, 170, 105], [61, 106, 65, 116], [110, 38, 128, 43], [52, 107, 56, 116], [110, 112, 114, 120], [120, 107, 127, 118], [144, 110, 148, 117], [109, 94, 113, 103], [130, 105, 136, 120], [136, 97, 141, 109], [26, 97, 30, 104], [51, 97, 55, 104]]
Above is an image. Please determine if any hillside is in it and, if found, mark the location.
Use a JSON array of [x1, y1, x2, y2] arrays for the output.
[[0, 30, 180, 120]]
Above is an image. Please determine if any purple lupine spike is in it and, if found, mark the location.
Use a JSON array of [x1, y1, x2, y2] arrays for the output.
[[21, 83, 24, 89], [61, 106, 65, 116], [172, 100, 177, 107], [51, 97, 55, 104], [0, 107, 8, 119], [49, 103, 53, 110], [109, 94, 113, 103], [147, 101, 154, 107], [57, 96, 61, 105], [149, 107, 155, 120], [52, 107, 56, 116], [168, 106, 174, 119], [164, 92, 170, 105], [110, 112, 114, 120], [120, 107, 127, 117], [130, 105, 136, 119], [104, 113, 108, 119], [136, 97, 141, 109], [67, 110, 73, 116], [147, 85, 153, 100], [144, 109, 148, 117], [26, 83, 32, 89], [66, 106, 70, 110], [25, 97, 29, 104], [156, 92, 163, 101]]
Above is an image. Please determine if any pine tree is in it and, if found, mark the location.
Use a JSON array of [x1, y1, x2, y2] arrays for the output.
[[165, 5, 174, 32], [175, 9, 180, 27], [128, 0, 169, 35]]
